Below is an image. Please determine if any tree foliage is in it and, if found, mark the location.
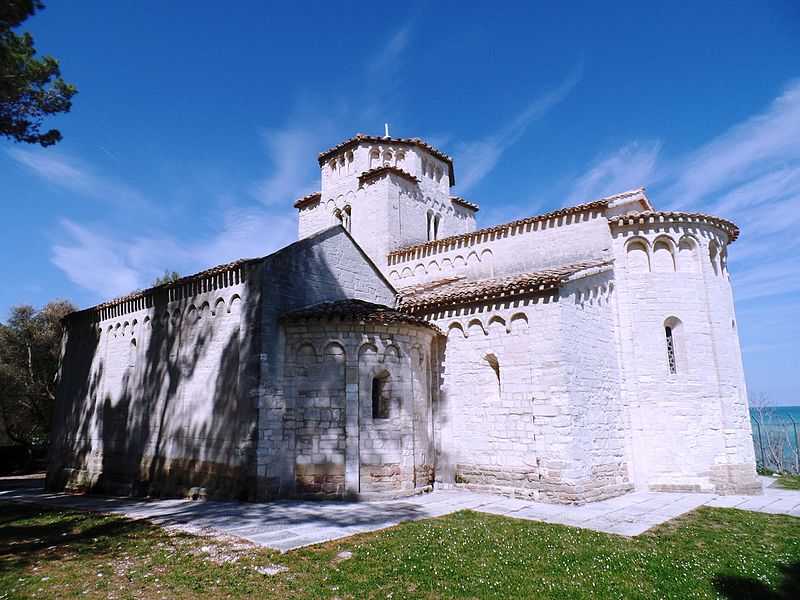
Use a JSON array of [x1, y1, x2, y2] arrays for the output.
[[0, 1, 77, 146], [152, 269, 181, 287], [0, 299, 76, 446]]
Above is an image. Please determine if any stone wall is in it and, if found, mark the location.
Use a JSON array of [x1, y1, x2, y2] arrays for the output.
[[388, 210, 612, 288], [48, 226, 398, 501], [48, 262, 255, 499], [610, 218, 761, 494], [282, 322, 438, 498], [254, 227, 398, 498]]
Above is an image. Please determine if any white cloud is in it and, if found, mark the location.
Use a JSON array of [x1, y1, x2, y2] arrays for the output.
[[667, 78, 800, 209], [567, 141, 661, 205], [250, 127, 320, 207], [6, 149, 145, 205], [453, 64, 584, 195]]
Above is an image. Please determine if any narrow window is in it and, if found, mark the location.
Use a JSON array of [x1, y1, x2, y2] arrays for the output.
[[665, 326, 677, 374], [426, 211, 434, 241], [371, 374, 389, 419], [433, 214, 441, 240], [486, 354, 501, 394], [342, 205, 352, 232]]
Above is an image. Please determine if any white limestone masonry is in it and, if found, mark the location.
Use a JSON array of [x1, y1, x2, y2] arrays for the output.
[[49, 132, 761, 504]]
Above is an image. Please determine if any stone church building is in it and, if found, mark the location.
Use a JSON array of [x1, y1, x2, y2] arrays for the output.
[[48, 133, 762, 503]]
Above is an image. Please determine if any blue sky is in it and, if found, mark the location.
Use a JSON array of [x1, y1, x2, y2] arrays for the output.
[[1, 1, 799, 404]]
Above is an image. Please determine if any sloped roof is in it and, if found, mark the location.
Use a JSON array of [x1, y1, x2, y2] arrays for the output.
[[609, 211, 740, 243], [317, 134, 456, 184], [358, 165, 420, 186], [281, 299, 441, 333], [450, 196, 480, 212], [396, 260, 611, 312], [293, 191, 321, 209]]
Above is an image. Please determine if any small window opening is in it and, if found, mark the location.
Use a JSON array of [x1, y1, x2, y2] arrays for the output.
[[665, 326, 677, 375], [371, 373, 389, 419], [433, 214, 441, 240], [342, 205, 352, 232], [486, 354, 501, 394]]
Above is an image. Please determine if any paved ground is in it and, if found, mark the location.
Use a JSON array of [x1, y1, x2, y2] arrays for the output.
[[1, 476, 798, 553]]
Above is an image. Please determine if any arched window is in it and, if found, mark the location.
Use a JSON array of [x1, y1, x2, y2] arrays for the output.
[[372, 372, 390, 419], [333, 208, 343, 227], [664, 317, 686, 375], [342, 205, 352, 232], [426, 210, 434, 241], [665, 326, 677, 374], [128, 338, 137, 370], [433, 214, 441, 240]]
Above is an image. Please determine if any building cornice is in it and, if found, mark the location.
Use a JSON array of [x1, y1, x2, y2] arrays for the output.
[[609, 211, 739, 243], [318, 134, 456, 185]]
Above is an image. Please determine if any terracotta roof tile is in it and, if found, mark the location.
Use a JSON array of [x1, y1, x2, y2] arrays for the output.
[[609, 211, 739, 243], [293, 191, 322, 209], [450, 196, 480, 212], [358, 165, 420, 186], [281, 299, 442, 333], [317, 134, 455, 185], [397, 260, 610, 313]]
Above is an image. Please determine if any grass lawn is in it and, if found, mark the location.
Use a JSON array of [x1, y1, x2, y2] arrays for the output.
[[1, 501, 799, 599], [775, 474, 800, 491]]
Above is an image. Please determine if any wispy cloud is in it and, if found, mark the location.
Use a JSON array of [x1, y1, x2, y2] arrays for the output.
[[453, 63, 584, 195], [250, 127, 321, 206], [567, 140, 661, 204], [667, 78, 800, 209], [6, 149, 144, 205]]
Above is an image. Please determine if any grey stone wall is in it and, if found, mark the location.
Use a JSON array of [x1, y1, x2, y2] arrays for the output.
[[282, 322, 438, 498]]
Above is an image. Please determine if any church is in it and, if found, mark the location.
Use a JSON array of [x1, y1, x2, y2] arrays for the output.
[[47, 133, 763, 503]]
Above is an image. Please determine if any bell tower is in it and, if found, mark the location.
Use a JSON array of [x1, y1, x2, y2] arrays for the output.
[[294, 132, 478, 274]]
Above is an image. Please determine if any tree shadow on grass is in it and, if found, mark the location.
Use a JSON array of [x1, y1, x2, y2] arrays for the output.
[[713, 561, 800, 600], [0, 502, 152, 575]]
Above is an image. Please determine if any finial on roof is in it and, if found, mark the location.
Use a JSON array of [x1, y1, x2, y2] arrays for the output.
[[384, 123, 390, 138]]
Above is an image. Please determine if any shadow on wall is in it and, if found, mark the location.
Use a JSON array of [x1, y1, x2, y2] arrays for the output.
[[47, 227, 398, 501], [48, 268, 260, 501]]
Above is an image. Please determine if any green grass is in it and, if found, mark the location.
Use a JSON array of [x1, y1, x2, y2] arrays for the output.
[[775, 474, 800, 490], [1, 500, 799, 599]]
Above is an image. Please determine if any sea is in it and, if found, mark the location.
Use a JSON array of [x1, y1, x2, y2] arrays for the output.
[[750, 405, 800, 473]]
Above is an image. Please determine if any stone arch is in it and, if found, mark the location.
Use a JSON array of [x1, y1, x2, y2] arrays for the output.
[[369, 149, 380, 168], [323, 341, 346, 363], [467, 318, 486, 337], [358, 342, 379, 357], [401, 267, 413, 278], [487, 315, 506, 335], [427, 260, 441, 274], [454, 255, 466, 268], [708, 240, 720, 276], [389, 270, 400, 281], [384, 343, 401, 359], [479, 249, 494, 277], [484, 353, 501, 395], [510, 312, 529, 334], [228, 294, 242, 314], [446, 322, 465, 338], [414, 264, 426, 277], [198, 301, 210, 318], [213, 297, 225, 316], [442, 257, 453, 270], [625, 237, 650, 273], [677, 236, 700, 273], [143, 316, 151, 329], [185, 305, 198, 325], [652, 237, 676, 272], [296, 342, 317, 359]]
